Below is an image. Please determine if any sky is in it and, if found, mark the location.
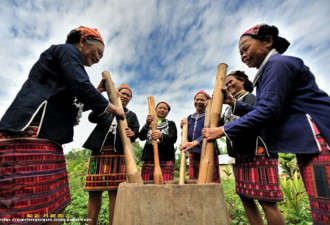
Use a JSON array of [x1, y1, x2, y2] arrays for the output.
[[1, 0, 330, 153]]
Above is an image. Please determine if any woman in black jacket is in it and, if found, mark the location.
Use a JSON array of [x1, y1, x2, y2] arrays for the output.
[[83, 84, 139, 225], [139, 101, 177, 181]]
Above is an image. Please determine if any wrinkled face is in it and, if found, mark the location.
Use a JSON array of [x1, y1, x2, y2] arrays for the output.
[[119, 89, 132, 107], [194, 93, 208, 112], [79, 39, 104, 67], [239, 36, 271, 69], [225, 76, 245, 95], [156, 103, 169, 118]]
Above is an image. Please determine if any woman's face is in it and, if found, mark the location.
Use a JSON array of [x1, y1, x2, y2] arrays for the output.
[[225, 76, 244, 95], [194, 93, 207, 113], [78, 39, 104, 67], [239, 35, 272, 69], [156, 103, 169, 118], [119, 89, 132, 107]]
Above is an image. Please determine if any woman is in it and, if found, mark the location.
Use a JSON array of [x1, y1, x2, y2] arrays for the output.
[[203, 24, 330, 225], [180, 90, 220, 182], [139, 101, 177, 181], [0, 26, 124, 224], [221, 71, 284, 225], [83, 84, 139, 225]]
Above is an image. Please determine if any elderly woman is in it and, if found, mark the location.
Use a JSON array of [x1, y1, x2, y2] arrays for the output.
[[180, 90, 220, 182], [0, 26, 124, 224], [83, 84, 139, 225], [203, 24, 330, 225], [221, 71, 284, 225], [139, 101, 177, 181]]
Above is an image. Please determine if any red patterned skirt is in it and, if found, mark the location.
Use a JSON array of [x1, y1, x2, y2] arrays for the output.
[[234, 149, 283, 202], [296, 122, 330, 225], [0, 126, 71, 224], [141, 160, 175, 181], [188, 153, 220, 183], [84, 145, 126, 191]]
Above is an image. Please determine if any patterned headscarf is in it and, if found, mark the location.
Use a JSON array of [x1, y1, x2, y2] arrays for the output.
[[118, 84, 132, 97], [66, 26, 104, 45], [194, 90, 210, 100], [156, 101, 171, 111], [240, 24, 290, 54]]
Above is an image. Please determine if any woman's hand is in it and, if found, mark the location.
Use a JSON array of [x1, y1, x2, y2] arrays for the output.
[[180, 119, 187, 128], [125, 127, 135, 138], [222, 88, 236, 106], [180, 141, 199, 152], [202, 127, 224, 141], [150, 130, 162, 140], [107, 104, 125, 119], [145, 114, 153, 126], [96, 78, 106, 93]]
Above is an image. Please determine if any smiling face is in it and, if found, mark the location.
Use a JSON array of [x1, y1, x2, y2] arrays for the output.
[[77, 38, 104, 67], [239, 35, 272, 69], [225, 75, 245, 95], [119, 89, 132, 107], [156, 103, 169, 119], [194, 93, 207, 113]]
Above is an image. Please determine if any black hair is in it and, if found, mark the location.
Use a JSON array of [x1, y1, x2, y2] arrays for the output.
[[228, 71, 253, 93], [65, 29, 81, 44], [247, 25, 290, 54]]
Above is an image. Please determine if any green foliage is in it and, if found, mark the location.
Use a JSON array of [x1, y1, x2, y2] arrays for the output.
[[278, 153, 299, 179], [132, 141, 144, 168], [64, 148, 109, 224], [223, 165, 232, 180], [221, 179, 249, 224], [279, 172, 312, 224]]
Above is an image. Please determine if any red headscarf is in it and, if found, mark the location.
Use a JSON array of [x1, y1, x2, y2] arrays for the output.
[[156, 101, 171, 111], [66, 26, 104, 45], [76, 26, 104, 44], [240, 24, 290, 54], [118, 84, 132, 97], [194, 90, 210, 100]]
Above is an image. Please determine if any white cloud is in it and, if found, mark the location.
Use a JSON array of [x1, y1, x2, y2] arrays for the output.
[[1, 0, 330, 153]]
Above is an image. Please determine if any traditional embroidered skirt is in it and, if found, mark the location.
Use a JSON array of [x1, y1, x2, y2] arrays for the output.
[[188, 152, 220, 183], [141, 160, 175, 181], [0, 126, 71, 224], [84, 145, 126, 191], [234, 149, 283, 202], [296, 122, 330, 225]]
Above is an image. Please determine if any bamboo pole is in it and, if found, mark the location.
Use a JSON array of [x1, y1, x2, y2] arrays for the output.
[[197, 63, 227, 183], [178, 118, 188, 185], [147, 96, 164, 185]]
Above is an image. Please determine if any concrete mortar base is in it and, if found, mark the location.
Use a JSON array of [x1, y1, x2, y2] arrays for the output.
[[113, 181, 230, 225]]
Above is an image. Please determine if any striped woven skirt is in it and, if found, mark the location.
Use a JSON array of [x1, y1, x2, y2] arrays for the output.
[[234, 149, 283, 202], [296, 121, 330, 225], [188, 152, 220, 183], [84, 145, 126, 191], [0, 126, 71, 224], [141, 160, 174, 181]]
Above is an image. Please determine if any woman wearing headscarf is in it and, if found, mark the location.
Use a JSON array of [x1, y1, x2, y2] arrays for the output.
[[203, 24, 330, 225], [221, 71, 284, 225], [139, 101, 177, 181], [0, 26, 124, 224], [83, 84, 139, 225], [180, 90, 220, 182]]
